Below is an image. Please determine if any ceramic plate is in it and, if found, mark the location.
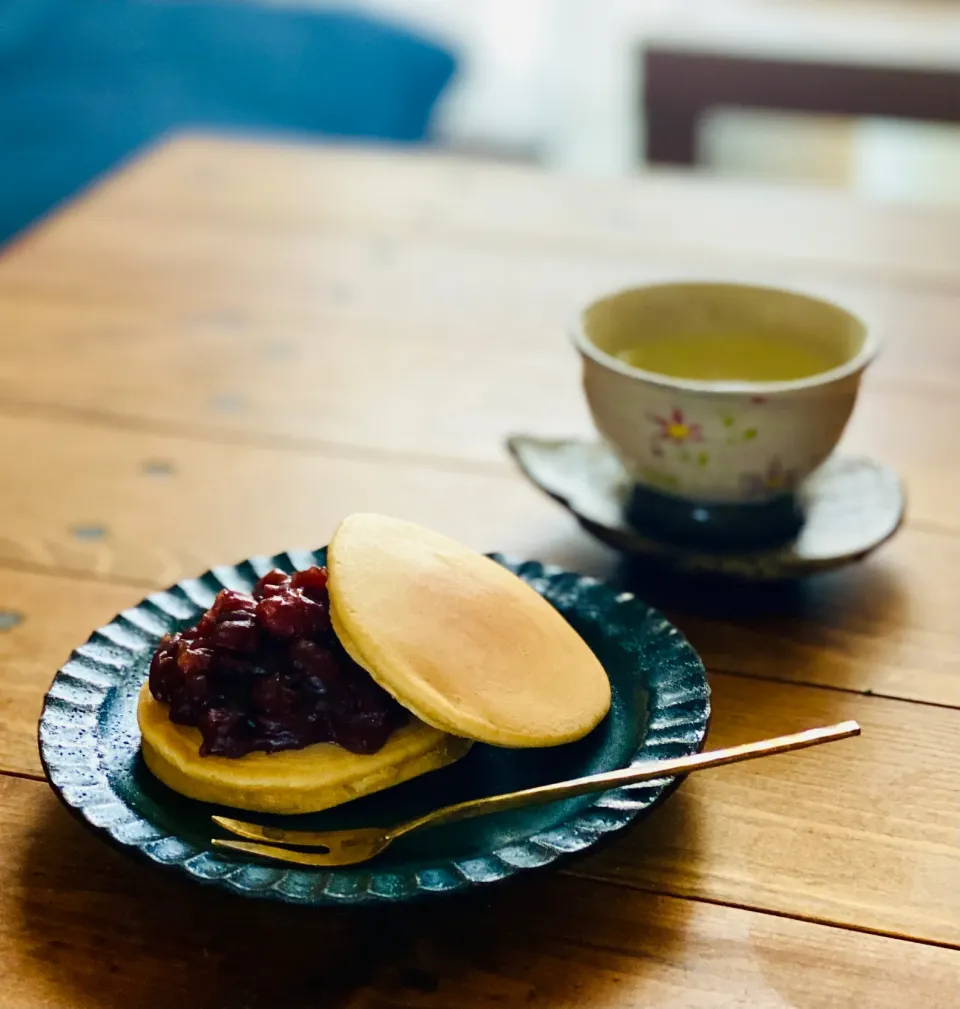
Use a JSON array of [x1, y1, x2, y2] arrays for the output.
[[39, 550, 709, 906]]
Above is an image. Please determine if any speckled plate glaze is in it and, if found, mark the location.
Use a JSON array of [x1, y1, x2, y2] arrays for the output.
[[38, 551, 709, 906], [508, 436, 905, 581]]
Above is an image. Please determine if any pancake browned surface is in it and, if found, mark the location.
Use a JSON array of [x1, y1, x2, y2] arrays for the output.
[[327, 514, 611, 747], [137, 684, 471, 814]]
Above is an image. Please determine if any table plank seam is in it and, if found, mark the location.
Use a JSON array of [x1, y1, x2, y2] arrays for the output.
[[562, 872, 960, 953], [5, 560, 960, 716], [8, 765, 955, 953], [0, 767, 44, 784], [704, 665, 960, 714], [0, 396, 513, 480], [558, 915, 957, 963], [4, 133, 960, 1001], [86, 192, 960, 300], [0, 556, 156, 591], [0, 396, 957, 546]]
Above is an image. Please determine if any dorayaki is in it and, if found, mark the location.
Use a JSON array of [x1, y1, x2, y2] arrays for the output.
[[139, 514, 611, 814]]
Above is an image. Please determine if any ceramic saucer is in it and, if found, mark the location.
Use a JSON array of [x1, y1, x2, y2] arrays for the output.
[[507, 436, 905, 581]]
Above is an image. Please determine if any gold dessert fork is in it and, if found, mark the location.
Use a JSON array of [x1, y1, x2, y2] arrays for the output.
[[211, 720, 859, 867]]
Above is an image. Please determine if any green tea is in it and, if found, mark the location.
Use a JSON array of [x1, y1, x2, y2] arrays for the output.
[[615, 331, 840, 382]]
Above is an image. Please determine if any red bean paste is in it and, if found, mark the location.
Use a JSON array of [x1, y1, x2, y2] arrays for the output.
[[148, 567, 406, 758]]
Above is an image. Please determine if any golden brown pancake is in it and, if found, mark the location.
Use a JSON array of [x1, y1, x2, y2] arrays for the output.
[[327, 514, 611, 747], [138, 684, 471, 814]]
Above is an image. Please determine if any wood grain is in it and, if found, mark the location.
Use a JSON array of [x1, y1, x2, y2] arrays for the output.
[[0, 269, 958, 481], [4, 570, 960, 942], [5, 180, 960, 386], [663, 526, 960, 708], [0, 411, 956, 761], [3, 134, 960, 1002], [578, 670, 960, 946], [2, 150, 960, 534], [2, 775, 958, 1009], [48, 133, 960, 289], [0, 569, 141, 779], [0, 411, 615, 587], [0, 521, 954, 781]]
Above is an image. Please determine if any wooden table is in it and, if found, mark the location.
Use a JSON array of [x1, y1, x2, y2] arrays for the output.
[[2, 133, 960, 1007]]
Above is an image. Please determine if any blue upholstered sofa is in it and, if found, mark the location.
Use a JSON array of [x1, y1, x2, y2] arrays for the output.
[[0, 1, 456, 242]]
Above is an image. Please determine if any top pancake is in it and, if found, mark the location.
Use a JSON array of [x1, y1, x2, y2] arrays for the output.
[[326, 514, 611, 747]]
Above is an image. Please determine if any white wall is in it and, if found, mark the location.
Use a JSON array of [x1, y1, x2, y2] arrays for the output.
[[232, 0, 960, 203]]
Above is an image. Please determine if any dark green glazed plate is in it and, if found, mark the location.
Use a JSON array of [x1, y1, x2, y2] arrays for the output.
[[38, 550, 710, 906]]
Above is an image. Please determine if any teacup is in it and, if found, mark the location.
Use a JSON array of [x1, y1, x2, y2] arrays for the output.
[[570, 282, 878, 544]]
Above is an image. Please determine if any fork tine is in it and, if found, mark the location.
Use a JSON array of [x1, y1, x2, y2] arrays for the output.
[[212, 815, 344, 849], [212, 838, 374, 867]]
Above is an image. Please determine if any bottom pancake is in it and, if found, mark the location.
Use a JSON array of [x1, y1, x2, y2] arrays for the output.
[[137, 684, 471, 814]]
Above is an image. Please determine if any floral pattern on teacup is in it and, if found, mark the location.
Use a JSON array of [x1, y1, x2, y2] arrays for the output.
[[650, 408, 702, 446], [740, 457, 798, 498]]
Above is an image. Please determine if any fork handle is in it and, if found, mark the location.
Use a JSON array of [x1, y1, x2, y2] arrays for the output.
[[387, 720, 860, 841]]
